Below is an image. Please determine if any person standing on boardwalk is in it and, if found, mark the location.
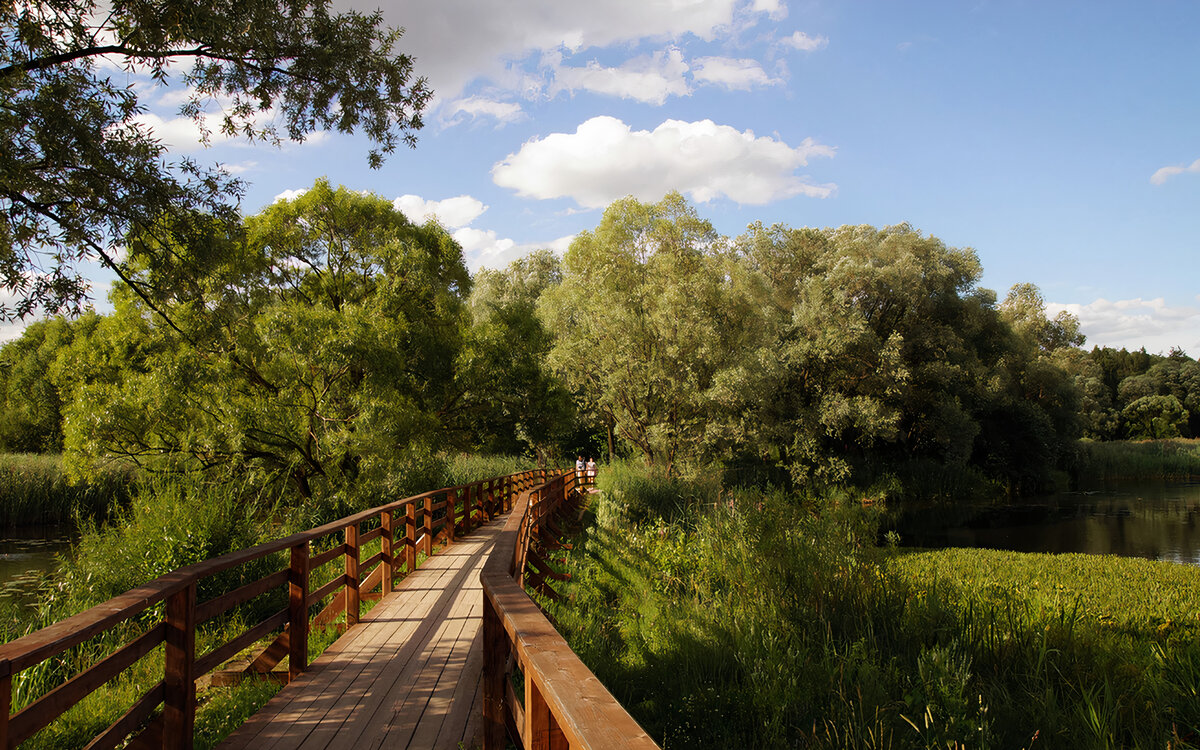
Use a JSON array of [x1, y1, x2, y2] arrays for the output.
[[585, 457, 597, 483], [576, 455, 585, 482]]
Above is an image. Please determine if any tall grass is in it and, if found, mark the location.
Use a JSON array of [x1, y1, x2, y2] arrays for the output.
[[0, 453, 132, 527], [1073, 439, 1200, 481], [2, 454, 535, 748], [546, 465, 1200, 749]]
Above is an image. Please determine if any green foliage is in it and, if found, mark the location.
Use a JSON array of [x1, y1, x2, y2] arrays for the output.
[[458, 251, 576, 462], [1073, 439, 1200, 480], [540, 193, 759, 477], [62, 180, 471, 518], [0, 0, 430, 317], [0, 453, 130, 527], [1075, 347, 1200, 440], [0, 316, 97, 452], [55, 474, 276, 617], [1122, 395, 1189, 439], [549, 468, 1200, 748], [442, 453, 538, 486], [594, 459, 720, 526]]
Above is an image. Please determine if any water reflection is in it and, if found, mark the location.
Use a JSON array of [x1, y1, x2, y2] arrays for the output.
[[888, 481, 1200, 565], [0, 525, 73, 602]]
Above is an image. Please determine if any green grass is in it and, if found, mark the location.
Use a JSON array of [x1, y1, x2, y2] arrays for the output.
[[0, 453, 132, 527], [1074, 439, 1200, 481], [2, 455, 530, 749], [546, 468, 1200, 749]]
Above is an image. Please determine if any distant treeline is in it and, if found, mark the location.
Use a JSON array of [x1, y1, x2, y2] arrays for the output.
[[1076, 345, 1199, 441], [0, 185, 1194, 508]]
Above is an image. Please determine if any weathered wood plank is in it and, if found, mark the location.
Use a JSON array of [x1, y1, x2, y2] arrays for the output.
[[217, 519, 505, 750]]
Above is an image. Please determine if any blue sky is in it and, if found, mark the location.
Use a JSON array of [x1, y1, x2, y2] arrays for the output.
[[32, 0, 1200, 353]]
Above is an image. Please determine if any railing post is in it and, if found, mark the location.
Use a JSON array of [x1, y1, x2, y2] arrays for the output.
[[423, 493, 434, 556], [163, 581, 196, 750], [481, 597, 508, 750], [526, 668, 568, 750], [345, 523, 360, 627], [446, 488, 457, 543], [1, 660, 12, 750], [289, 541, 309, 681], [382, 510, 394, 595], [405, 502, 417, 573]]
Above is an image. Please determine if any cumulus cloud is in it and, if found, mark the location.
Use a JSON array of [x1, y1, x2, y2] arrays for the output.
[[782, 31, 828, 51], [1048, 296, 1200, 354], [392, 195, 488, 228], [273, 188, 308, 203], [1150, 158, 1200, 185], [692, 56, 779, 90], [453, 228, 575, 271], [491, 116, 836, 208], [129, 107, 305, 153], [549, 48, 690, 105], [752, 0, 787, 19], [441, 96, 524, 125], [358, 0, 746, 102]]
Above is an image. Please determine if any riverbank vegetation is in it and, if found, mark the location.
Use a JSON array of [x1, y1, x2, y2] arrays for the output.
[[545, 465, 1200, 748], [0, 182, 1195, 746], [0, 454, 132, 527], [1073, 438, 1200, 481]]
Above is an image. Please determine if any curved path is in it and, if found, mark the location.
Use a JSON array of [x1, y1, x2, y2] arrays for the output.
[[218, 517, 506, 750]]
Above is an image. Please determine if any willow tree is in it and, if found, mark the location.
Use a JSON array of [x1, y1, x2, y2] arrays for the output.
[[63, 181, 469, 518], [1, 0, 430, 318], [539, 193, 758, 476]]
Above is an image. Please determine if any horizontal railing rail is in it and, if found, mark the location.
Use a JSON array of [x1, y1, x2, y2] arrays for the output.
[[0, 468, 553, 750], [480, 472, 660, 750]]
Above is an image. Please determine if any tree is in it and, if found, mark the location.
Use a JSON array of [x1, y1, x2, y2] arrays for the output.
[[457, 251, 575, 463], [1121, 395, 1189, 440], [1, 0, 430, 318], [63, 181, 469, 517], [539, 194, 756, 476], [0, 313, 99, 452]]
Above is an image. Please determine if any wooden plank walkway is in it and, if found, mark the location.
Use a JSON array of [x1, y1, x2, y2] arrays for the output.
[[218, 516, 507, 750]]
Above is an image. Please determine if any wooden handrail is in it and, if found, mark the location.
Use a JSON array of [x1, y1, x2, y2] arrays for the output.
[[0, 468, 550, 750], [480, 472, 660, 750]]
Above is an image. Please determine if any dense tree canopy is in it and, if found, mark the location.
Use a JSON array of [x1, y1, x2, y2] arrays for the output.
[[3, 188, 1193, 504], [61, 181, 468, 517], [0, 0, 429, 318], [540, 194, 759, 477]]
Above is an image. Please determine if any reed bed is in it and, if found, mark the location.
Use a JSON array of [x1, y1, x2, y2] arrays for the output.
[[1074, 439, 1200, 481], [0, 453, 132, 527], [546, 465, 1200, 749]]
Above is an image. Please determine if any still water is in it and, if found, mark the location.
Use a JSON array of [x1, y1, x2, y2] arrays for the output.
[[0, 526, 73, 603], [889, 480, 1200, 565]]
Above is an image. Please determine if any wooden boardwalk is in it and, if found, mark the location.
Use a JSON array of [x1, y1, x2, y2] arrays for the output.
[[218, 516, 506, 750]]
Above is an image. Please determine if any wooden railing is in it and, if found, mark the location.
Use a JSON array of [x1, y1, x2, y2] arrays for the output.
[[480, 471, 660, 750], [0, 468, 553, 750]]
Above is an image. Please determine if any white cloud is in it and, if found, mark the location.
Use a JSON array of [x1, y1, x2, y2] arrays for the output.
[[359, 0, 747, 102], [222, 161, 258, 175], [441, 96, 524, 125], [692, 56, 779, 90], [393, 195, 488, 228], [1150, 158, 1200, 185], [549, 48, 691, 105], [129, 107, 279, 152], [273, 189, 308, 203], [782, 31, 829, 51], [1048, 296, 1200, 355], [491, 116, 836, 208], [752, 0, 787, 20], [453, 228, 575, 271]]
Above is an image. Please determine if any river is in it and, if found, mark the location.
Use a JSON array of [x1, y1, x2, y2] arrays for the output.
[[888, 479, 1200, 565], [0, 525, 74, 603]]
